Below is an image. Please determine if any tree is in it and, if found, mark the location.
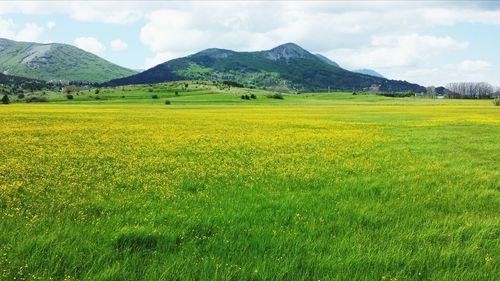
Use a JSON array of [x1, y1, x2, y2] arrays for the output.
[[369, 84, 380, 94], [426, 86, 436, 98], [63, 85, 80, 94], [445, 82, 494, 99], [2, 94, 10, 104]]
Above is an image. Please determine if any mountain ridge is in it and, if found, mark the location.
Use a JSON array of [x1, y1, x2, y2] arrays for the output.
[[103, 42, 424, 93], [314, 54, 341, 68], [0, 38, 137, 83], [354, 68, 385, 78]]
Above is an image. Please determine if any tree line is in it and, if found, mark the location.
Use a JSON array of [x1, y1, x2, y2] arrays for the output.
[[445, 82, 498, 99]]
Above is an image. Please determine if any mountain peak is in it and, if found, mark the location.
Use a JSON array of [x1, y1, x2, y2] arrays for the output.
[[192, 48, 234, 59], [265, 42, 310, 60]]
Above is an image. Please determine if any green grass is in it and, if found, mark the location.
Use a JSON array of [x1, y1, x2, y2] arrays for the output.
[[0, 87, 498, 280]]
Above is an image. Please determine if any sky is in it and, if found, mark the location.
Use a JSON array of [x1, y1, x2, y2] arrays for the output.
[[0, 1, 499, 87]]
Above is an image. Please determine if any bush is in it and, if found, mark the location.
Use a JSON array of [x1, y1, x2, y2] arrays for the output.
[[152, 94, 159, 99], [2, 94, 9, 104], [222, 80, 243, 88], [352, 92, 357, 95], [175, 91, 179, 96], [17, 93, 25, 99], [121, 95, 125, 98], [493, 98, 500, 106], [25, 96, 48, 103], [240, 95, 246, 100], [377, 92, 414, 98], [63, 85, 80, 94], [95, 88, 100, 95], [95, 95, 102, 100], [250, 94, 257, 99], [165, 99, 171, 105], [66, 94, 74, 100], [267, 93, 284, 100]]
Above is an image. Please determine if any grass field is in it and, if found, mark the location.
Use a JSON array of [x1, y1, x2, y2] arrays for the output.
[[0, 90, 499, 280]]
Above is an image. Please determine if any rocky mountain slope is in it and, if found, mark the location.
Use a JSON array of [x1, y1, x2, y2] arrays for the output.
[[0, 38, 136, 83]]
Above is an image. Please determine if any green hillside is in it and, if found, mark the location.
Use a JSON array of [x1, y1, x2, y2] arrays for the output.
[[104, 43, 425, 93], [0, 38, 137, 83]]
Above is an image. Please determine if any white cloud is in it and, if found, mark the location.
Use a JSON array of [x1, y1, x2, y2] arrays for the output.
[[0, 17, 44, 42], [391, 60, 493, 86], [46, 21, 56, 29], [74, 37, 106, 56], [452, 60, 491, 72], [14, 23, 44, 41], [110, 39, 128, 51], [144, 52, 175, 69], [1, 2, 500, 85], [326, 34, 469, 69], [0, 1, 148, 24], [0, 17, 16, 38]]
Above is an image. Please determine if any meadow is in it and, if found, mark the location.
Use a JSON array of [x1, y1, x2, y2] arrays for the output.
[[0, 87, 499, 280]]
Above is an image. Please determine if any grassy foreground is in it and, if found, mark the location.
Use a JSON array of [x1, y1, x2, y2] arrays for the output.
[[0, 93, 499, 280]]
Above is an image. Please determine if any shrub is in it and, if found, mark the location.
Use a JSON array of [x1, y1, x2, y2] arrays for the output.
[[267, 93, 284, 100], [17, 93, 25, 99], [493, 98, 500, 106], [222, 80, 243, 88], [121, 95, 125, 98], [63, 85, 80, 94], [352, 92, 357, 95], [2, 94, 9, 104], [66, 94, 74, 100], [175, 91, 179, 96], [250, 94, 257, 99], [152, 94, 159, 99], [165, 99, 171, 105], [25, 96, 48, 103], [377, 92, 414, 98], [240, 95, 246, 100], [95, 88, 100, 95], [148, 88, 153, 92], [95, 95, 102, 100]]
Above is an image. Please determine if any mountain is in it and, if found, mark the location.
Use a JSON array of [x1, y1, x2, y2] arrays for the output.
[[314, 54, 386, 79], [0, 38, 137, 83], [354, 69, 385, 78], [314, 54, 340, 68], [104, 43, 425, 93]]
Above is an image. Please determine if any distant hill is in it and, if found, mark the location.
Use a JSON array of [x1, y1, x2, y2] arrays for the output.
[[104, 43, 425, 93], [354, 69, 385, 78], [0, 38, 137, 83], [0, 72, 47, 92], [314, 54, 340, 68]]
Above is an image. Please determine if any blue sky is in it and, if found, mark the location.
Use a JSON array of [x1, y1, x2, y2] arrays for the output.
[[0, 1, 499, 86]]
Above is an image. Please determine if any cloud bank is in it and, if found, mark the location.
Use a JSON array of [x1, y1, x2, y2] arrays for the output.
[[0, 1, 499, 86]]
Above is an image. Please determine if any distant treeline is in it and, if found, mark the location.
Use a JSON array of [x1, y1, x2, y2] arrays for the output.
[[0, 73, 97, 95], [445, 82, 499, 99]]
